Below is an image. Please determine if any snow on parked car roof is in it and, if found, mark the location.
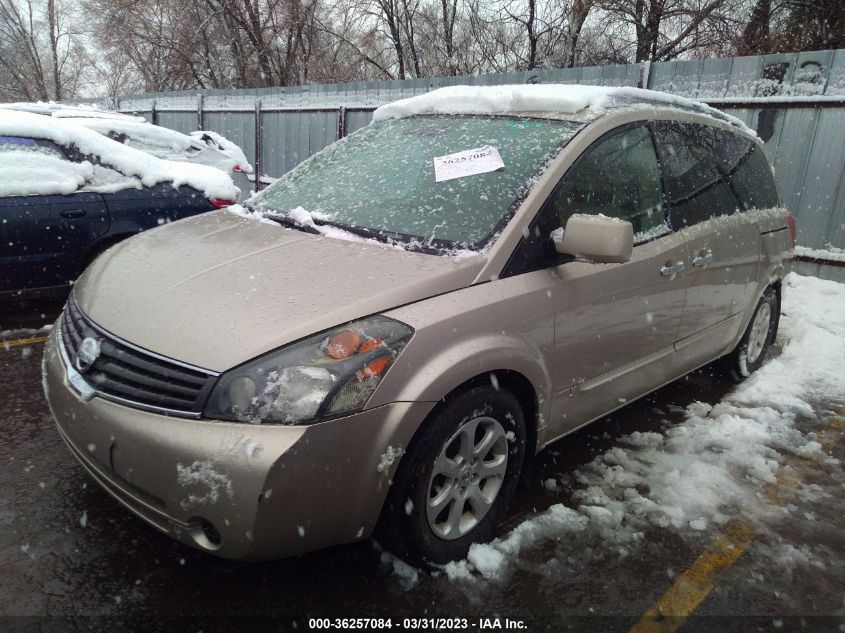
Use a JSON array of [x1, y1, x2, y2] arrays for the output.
[[63, 117, 202, 153], [65, 119, 253, 174], [372, 84, 753, 135], [0, 110, 238, 200], [0, 101, 144, 122]]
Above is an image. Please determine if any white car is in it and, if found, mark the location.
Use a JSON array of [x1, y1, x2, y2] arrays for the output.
[[189, 130, 253, 175], [63, 118, 253, 176]]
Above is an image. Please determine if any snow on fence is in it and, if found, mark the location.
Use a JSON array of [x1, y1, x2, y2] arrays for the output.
[[77, 49, 845, 279]]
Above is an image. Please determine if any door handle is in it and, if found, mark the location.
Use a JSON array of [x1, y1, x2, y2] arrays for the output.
[[693, 250, 713, 267], [60, 209, 86, 219], [660, 262, 685, 276]]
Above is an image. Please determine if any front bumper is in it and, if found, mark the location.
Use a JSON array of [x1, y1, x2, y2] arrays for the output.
[[43, 329, 433, 560]]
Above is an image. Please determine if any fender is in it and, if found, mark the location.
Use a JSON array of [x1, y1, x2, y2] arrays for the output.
[[369, 330, 552, 433]]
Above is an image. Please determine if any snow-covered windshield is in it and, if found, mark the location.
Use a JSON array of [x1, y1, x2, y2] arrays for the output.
[[252, 115, 582, 250]]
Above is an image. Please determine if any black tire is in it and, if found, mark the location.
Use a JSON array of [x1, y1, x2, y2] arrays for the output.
[[722, 286, 779, 382], [378, 384, 527, 567]]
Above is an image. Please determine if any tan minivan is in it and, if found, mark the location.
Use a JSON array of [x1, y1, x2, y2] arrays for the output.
[[43, 86, 795, 566]]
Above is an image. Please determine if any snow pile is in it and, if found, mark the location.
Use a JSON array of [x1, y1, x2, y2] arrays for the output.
[[0, 110, 238, 200], [443, 505, 589, 582], [406, 273, 844, 584], [380, 549, 421, 590], [373, 85, 753, 135]]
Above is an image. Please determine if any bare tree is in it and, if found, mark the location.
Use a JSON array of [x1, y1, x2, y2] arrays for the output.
[[0, 0, 85, 101], [599, 0, 736, 62]]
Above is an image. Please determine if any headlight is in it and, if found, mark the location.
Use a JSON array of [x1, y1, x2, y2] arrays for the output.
[[204, 316, 413, 424]]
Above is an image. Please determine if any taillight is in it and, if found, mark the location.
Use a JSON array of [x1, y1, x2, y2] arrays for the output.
[[209, 198, 234, 209], [232, 165, 243, 173], [784, 209, 797, 247]]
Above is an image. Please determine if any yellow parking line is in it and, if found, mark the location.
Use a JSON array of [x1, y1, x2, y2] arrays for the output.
[[629, 406, 845, 633], [1, 335, 49, 350]]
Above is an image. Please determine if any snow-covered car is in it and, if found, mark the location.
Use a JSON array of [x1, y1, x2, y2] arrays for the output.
[[189, 130, 253, 175], [0, 110, 239, 301], [62, 118, 253, 176], [43, 85, 794, 565]]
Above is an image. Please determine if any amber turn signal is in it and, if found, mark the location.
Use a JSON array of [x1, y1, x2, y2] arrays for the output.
[[324, 331, 362, 359]]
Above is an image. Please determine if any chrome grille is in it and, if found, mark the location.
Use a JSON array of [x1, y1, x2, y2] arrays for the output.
[[59, 297, 217, 417]]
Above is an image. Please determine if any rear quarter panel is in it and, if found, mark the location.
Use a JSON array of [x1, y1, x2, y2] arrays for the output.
[[724, 207, 793, 356]]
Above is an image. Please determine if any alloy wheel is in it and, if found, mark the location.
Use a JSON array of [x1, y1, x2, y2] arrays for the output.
[[425, 415, 509, 540], [746, 302, 772, 365]]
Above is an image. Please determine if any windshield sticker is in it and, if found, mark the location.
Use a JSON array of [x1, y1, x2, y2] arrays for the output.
[[433, 145, 505, 182]]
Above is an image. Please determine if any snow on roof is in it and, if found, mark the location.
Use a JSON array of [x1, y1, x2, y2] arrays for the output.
[[64, 117, 199, 152], [0, 101, 145, 122], [0, 110, 238, 200], [372, 85, 754, 135]]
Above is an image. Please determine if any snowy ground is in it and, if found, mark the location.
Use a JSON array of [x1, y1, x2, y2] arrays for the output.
[[398, 273, 845, 588], [0, 273, 843, 630]]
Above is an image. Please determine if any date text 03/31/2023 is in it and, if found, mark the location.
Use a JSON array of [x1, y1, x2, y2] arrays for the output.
[[308, 618, 528, 630]]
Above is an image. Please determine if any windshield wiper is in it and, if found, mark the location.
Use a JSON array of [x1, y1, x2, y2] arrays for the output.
[[311, 218, 442, 254], [266, 214, 320, 234], [312, 218, 387, 240], [248, 205, 458, 255]]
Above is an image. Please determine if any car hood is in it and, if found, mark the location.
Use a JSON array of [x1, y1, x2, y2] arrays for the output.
[[74, 210, 485, 371]]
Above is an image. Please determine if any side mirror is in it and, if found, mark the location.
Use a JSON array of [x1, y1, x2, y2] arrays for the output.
[[553, 214, 633, 264]]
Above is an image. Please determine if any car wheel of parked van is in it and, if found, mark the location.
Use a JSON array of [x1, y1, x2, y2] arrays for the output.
[[379, 383, 526, 566], [725, 287, 779, 381]]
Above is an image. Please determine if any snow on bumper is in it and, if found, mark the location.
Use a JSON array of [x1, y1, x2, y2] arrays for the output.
[[43, 332, 431, 560]]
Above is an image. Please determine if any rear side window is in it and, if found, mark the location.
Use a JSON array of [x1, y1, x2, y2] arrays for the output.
[[701, 127, 779, 210], [726, 144, 780, 210], [651, 122, 739, 228], [551, 125, 668, 242]]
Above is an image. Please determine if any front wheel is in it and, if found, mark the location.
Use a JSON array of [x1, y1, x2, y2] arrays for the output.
[[378, 384, 527, 567], [723, 287, 779, 381]]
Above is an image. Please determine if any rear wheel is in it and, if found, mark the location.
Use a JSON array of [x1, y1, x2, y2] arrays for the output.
[[378, 384, 526, 566], [723, 287, 779, 381]]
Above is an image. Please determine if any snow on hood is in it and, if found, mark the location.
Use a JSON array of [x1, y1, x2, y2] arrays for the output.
[[372, 85, 753, 136], [0, 110, 238, 200], [73, 210, 484, 371]]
